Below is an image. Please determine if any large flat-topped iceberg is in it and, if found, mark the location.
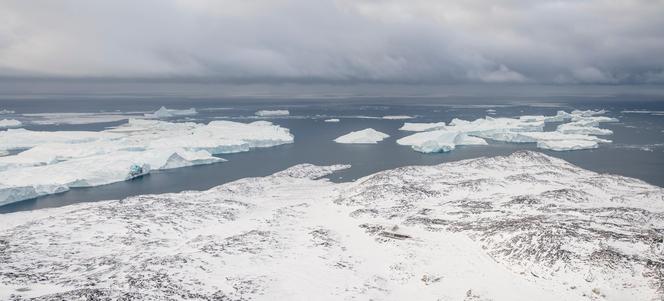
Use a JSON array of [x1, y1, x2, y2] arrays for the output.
[[0, 119, 294, 206], [144, 106, 197, 118], [0, 119, 22, 129], [1, 152, 661, 300], [255, 109, 290, 117], [398, 109, 617, 153], [334, 128, 389, 144]]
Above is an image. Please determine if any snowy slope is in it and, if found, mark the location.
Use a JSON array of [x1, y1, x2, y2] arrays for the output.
[[0, 151, 662, 300]]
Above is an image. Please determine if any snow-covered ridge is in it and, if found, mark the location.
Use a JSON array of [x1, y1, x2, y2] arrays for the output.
[[398, 109, 618, 153], [0, 151, 661, 300], [334, 128, 389, 144], [0, 119, 294, 206]]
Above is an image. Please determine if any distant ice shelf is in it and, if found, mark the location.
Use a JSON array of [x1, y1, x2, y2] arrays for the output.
[[334, 128, 389, 144], [0, 151, 661, 300], [255, 109, 290, 117], [0, 119, 294, 206], [397, 109, 617, 153]]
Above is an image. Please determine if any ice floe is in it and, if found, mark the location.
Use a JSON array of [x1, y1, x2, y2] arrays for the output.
[[1, 152, 662, 300], [144, 106, 197, 118], [334, 128, 389, 144], [0, 119, 22, 129], [397, 109, 617, 153], [324, 118, 340, 122], [382, 115, 413, 120], [24, 112, 141, 125], [255, 109, 290, 117], [0, 119, 294, 206], [0, 109, 15, 114]]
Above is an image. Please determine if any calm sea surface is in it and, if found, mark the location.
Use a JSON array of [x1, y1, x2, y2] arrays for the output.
[[1, 94, 663, 213]]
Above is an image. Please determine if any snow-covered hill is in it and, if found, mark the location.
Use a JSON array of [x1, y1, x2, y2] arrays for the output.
[[1, 151, 662, 300]]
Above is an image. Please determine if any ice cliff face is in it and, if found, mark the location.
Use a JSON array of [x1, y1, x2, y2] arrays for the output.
[[1, 151, 662, 300]]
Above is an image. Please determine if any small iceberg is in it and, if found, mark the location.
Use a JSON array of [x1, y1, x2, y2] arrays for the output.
[[334, 128, 389, 144], [0, 109, 15, 114], [397, 130, 487, 153], [144, 106, 197, 118], [255, 110, 290, 117], [324, 118, 340, 123], [0, 119, 22, 129]]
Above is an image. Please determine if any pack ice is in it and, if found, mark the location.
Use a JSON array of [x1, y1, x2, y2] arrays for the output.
[[1, 152, 661, 300], [334, 128, 389, 144], [0, 119, 294, 206], [398, 109, 617, 153]]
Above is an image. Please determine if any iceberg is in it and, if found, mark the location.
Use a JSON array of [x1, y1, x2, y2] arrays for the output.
[[255, 109, 290, 117], [324, 118, 340, 122], [395, 109, 616, 153], [0, 119, 22, 129], [144, 106, 197, 118], [334, 128, 389, 144], [397, 130, 487, 153], [24, 112, 140, 125], [0, 119, 293, 206], [399, 122, 447, 132], [0, 109, 15, 114]]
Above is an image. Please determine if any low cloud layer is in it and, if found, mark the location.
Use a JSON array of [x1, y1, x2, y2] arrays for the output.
[[1, 0, 663, 84]]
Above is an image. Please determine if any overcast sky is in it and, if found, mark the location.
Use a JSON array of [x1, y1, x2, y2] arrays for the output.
[[1, 0, 663, 84]]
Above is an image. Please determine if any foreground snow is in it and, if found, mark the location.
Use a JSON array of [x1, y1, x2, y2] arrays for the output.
[[0, 151, 661, 300], [0, 119, 294, 206], [255, 110, 290, 117], [398, 110, 617, 153], [334, 128, 389, 144], [0, 119, 22, 129]]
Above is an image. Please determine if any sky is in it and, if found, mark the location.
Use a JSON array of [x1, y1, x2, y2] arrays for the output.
[[1, 0, 663, 85]]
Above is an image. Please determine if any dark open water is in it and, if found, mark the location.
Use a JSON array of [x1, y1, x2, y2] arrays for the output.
[[1, 93, 663, 213]]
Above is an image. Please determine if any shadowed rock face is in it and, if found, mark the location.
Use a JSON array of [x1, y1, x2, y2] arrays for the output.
[[1, 152, 662, 300]]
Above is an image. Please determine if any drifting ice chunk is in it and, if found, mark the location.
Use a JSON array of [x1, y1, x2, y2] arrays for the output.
[[0, 109, 15, 114], [399, 122, 447, 132], [255, 110, 290, 117], [334, 128, 389, 144], [382, 115, 413, 120], [397, 130, 487, 153], [324, 119, 340, 123], [537, 139, 599, 151], [144, 106, 197, 118], [0, 119, 22, 129], [571, 109, 607, 117]]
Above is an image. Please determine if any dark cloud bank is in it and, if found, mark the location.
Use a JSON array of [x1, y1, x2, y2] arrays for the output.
[[1, 0, 663, 85]]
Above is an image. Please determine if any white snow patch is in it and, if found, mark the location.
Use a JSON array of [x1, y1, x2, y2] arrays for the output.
[[334, 128, 389, 144]]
